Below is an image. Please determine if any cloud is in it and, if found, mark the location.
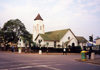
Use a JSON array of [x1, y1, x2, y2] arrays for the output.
[[47, 0, 73, 15], [0, 0, 100, 39]]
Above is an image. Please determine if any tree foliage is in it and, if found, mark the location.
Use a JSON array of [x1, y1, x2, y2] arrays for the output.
[[0, 29, 4, 43], [3, 19, 25, 37], [2, 19, 33, 44]]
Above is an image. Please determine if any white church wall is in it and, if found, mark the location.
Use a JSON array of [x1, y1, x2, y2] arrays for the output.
[[36, 39, 56, 48], [60, 30, 78, 47], [44, 41, 55, 48], [33, 20, 44, 41], [35, 20, 44, 34], [68, 39, 78, 46], [35, 35, 45, 47], [55, 42, 62, 48]]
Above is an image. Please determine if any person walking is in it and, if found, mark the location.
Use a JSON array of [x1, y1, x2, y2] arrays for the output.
[[68, 45, 71, 55], [11, 45, 15, 52], [88, 47, 92, 59], [63, 48, 66, 55]]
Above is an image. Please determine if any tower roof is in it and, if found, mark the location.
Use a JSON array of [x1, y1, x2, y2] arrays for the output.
[[34, 14, 43, 21]]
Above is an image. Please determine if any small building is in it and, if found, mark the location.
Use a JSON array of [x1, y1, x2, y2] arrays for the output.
[[17, 36, 30, 48], [17, 36, 26, 48], [76, 36, 87, 49], [17, 36, 30, 53], [96, 38, 100, 46]]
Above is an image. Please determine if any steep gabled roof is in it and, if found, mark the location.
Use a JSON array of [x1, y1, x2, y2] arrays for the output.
[[34, 14, 43, 21], [76, 36, 87, 43], [37, 29, 70, 41]]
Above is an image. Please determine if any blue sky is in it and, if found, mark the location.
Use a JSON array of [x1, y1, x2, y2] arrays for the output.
[[0, 0, 100, 40]]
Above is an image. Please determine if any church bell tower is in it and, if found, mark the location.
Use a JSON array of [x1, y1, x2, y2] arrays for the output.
[[33, 14, 44, 41]]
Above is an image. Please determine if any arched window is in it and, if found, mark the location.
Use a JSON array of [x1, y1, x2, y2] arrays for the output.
[[72, 43, 75, 47], [68, 37, 70, 40], [35, 26, 36, 31], [40, 26, 42, 30], [43, 25, 44, 29]]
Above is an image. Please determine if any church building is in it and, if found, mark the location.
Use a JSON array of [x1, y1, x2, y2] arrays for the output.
[[33, 14, 87, 49]]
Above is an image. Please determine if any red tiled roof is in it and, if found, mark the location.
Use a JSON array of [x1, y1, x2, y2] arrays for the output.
[[34, 14, 43, 21]]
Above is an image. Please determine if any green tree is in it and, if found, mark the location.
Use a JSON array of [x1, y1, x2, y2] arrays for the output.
[[2, 19, 33, 46], [21, 30, 33, 47], [3, 19, 26, 37], [0, 29, 4, 44]]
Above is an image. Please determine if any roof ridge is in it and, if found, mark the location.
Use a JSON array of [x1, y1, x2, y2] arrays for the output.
[[76, 36, 84, 37], [45, 29, 70, 33]]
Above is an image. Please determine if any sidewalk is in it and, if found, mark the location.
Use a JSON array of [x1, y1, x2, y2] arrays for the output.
[[76, 55, 100, 65], [85, 58, 100, 65], [0, 51, 80, 55]]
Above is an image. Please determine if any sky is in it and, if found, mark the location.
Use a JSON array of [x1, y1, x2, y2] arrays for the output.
[[0, 0, 100, 40]]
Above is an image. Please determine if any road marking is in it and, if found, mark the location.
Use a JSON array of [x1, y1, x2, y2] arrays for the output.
[[0, 59, 62, 70], [0, 63, 62, 70], [55, 64, 64, 66], [0, 62, 60, 69], [35, 65, 61, 70], [0, 69, 8, 70], [0, 59, 48, 64], [1, 64, 61, 70]]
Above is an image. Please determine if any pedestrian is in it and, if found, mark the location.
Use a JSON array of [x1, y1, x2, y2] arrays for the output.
[[63, 48, 66, 55], [11, 45, 15, 52], [1, 44, 4, 51], [68, 45, 71, 54], [88, 47, 92, 59]]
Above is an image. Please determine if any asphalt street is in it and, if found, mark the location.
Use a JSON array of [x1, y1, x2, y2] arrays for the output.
[[0, 52, 100, 70]]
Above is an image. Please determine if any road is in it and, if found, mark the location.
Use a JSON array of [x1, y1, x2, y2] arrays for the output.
[[0, 52, 100, 70]]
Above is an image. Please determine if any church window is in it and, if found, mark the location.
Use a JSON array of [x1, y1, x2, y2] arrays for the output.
[[35, 26, 36, 31], [72, 43, 75, 47], [40, 26, 42, 30], [43, 24, 44, 29], [68, 37, 70, 40], [37, 24, 39, 29], [38, 39, 42, 43]]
